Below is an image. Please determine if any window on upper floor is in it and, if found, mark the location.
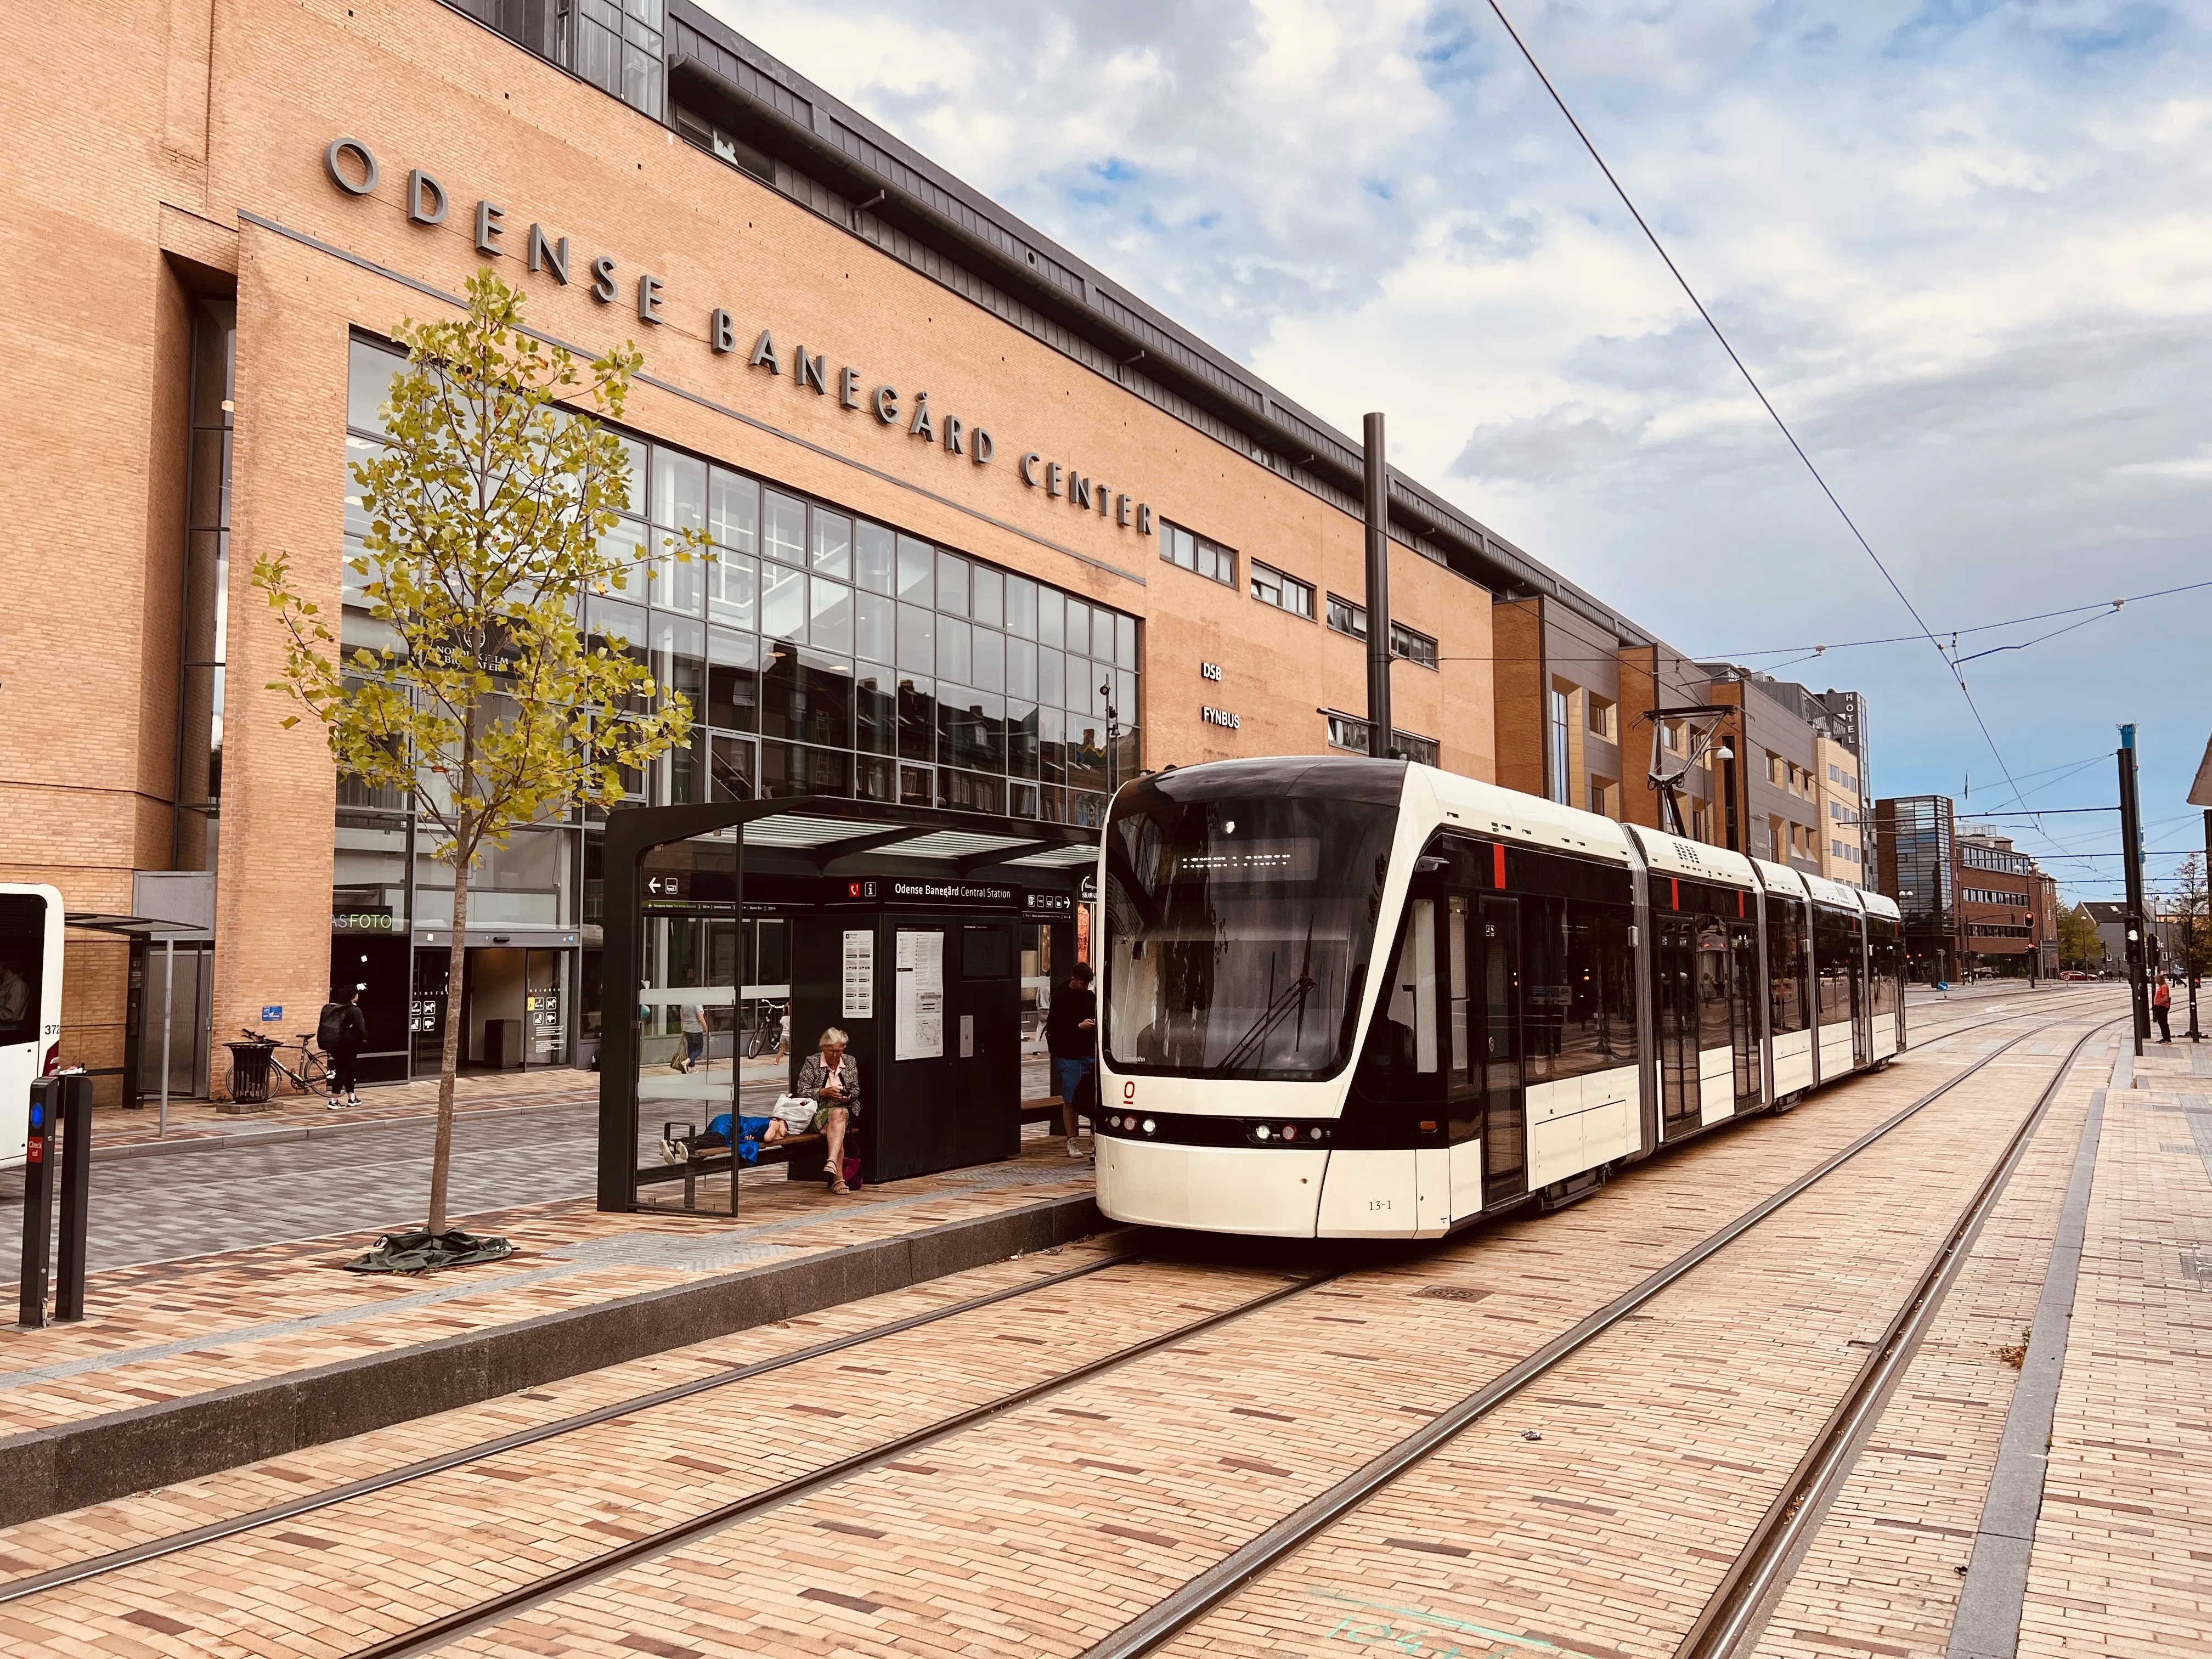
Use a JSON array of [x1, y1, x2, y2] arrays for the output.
[[674, 106, 774, 184], [1161, 522, 1235, 588], [1549, 687, 1573, 804], [1326, 594, 1367, 640], [1250, 561, 1314, 619], [1587, 695, 1616, 741], [571, 0, 666, 122], [1389, 620, 1437, 670]]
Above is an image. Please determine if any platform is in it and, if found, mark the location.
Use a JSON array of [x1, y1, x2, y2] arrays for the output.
[[0, 1138, 1098, 1527]]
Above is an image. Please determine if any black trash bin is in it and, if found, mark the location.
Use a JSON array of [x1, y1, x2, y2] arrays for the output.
[[225, 1038, 278, 1103]]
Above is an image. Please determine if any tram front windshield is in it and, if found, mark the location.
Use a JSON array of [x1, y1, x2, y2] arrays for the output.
[[1103, 759, 1403, 1080]]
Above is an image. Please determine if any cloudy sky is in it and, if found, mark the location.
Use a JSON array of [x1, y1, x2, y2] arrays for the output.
[[703, 0, 2211, 902]]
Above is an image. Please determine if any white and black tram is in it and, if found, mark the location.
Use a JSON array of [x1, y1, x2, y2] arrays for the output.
[[1093, 757, 1904, 1239]]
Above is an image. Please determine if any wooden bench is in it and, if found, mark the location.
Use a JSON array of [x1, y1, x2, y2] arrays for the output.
[[639, 1122, 833, 1206]]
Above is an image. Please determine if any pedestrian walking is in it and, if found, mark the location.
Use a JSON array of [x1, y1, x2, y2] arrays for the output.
[[794, 1026, 862, 1194], [2153, 977, 2173, 1043], [319, 988, 368, 1108], [673, 1002, 707, 1073], [1046, 961, 1098, 1157]]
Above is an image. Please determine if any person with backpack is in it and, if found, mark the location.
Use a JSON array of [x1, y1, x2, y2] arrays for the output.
[[1046, 961, 1098, 1158], [319, 988, 369, 1108]]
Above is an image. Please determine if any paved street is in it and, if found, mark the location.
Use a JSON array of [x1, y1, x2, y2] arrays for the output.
[[3, 1053, 1063, 1276], [0, 1103, 602, 1275]]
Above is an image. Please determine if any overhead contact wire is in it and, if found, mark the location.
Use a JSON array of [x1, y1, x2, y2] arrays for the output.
[[1482, 1, 2042, 831]]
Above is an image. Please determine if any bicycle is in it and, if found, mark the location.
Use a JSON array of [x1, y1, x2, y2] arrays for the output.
[[264, 1030, 333, 1095], [743, 998, 789, 1060]]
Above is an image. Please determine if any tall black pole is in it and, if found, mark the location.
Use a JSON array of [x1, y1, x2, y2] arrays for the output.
[[2118, 727, 2148, 1054], [1362, 411, 1393, 758], [2194, 807, 2211, 1042]]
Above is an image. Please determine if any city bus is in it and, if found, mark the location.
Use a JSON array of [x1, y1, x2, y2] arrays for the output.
[[1, 884, 64, 1169]]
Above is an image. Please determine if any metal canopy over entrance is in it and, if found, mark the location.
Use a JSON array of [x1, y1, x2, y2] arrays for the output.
[[597, 799, 1099, 1215]]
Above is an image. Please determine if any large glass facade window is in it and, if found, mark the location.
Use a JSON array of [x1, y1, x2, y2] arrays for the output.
[[1548, 687, 1571, 804], [176, 299, 236, 872], [569, 0, 664, 121], [341, 337, 1140, 1062]]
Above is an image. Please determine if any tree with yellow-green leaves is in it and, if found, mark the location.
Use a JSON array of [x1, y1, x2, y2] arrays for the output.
[[2056, 901, 2104, 972], [254, 269, 699, 1260]]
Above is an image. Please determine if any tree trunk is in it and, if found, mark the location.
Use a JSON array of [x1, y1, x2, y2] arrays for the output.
[[426, 837, 471, 1237]]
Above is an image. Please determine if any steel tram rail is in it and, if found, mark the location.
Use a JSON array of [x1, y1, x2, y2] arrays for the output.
[[0, 997, 2112, 1640], [0, 1250, 1136, 1603], [1671, 1012, 2128, 1659], [1071, 1003, 2124, 1659]]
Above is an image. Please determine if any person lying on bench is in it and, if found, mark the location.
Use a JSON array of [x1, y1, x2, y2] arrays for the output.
[[662, 1111, 776, 1165]]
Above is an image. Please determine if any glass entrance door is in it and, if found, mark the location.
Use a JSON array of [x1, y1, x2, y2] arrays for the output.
[[1479, 896, 1525, 1205]]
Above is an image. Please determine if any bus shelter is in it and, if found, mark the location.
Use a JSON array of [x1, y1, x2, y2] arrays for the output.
[[597, 799, 1098, 1216]]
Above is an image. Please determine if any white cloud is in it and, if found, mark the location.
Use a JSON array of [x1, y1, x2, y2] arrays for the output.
[[699, 0, 2212, 899]]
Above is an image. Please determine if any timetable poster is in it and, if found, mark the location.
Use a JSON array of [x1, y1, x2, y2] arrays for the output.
[[895, 929, 944, 1059]]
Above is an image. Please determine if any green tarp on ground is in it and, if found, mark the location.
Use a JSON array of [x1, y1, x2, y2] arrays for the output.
[[342, 1227, 516, 1273]]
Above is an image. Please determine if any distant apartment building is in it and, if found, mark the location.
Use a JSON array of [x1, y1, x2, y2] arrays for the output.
[[1491, 624, 1870, 866]]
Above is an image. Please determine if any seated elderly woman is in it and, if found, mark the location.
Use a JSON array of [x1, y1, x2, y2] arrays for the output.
[[794, 1026, 861, 1193]]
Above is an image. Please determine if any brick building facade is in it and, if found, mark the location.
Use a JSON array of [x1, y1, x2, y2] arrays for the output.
[[5, 0, 1871, 1098]]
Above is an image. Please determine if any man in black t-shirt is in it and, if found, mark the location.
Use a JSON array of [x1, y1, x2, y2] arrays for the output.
[[1044, 962, 1098, 1157]]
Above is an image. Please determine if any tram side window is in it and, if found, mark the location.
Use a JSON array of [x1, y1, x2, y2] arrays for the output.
[[1354, 898, 1440, 1104], [1519, 893, 1637, 1082], [1766, 898, 1809, 1034]]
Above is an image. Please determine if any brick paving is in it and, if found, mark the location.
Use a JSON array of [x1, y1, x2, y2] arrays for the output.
[[2015, 1034, 2212, 1659], [86, 1054, 1060, 1151], [1, 994, 2167, 1659], [436, 1011, 2113, 1659], [0, 1141, 1093, 1439], [1748, 1033, 2118, 1659], [1137, 1031, 2101, 1659]]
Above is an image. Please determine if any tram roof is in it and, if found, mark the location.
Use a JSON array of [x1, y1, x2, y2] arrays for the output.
[[1416, 766, 1635, 866], [1625, 825, 1758, 888]]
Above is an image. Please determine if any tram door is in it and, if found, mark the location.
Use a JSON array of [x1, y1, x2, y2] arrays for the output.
[[1850, 926, 1870, 1069], [1657, 916, 1700, 1139], [1478, 897, 1526, 1205], [1729, 922, 1763, 1108], [1445, 895, 1483, 1216]]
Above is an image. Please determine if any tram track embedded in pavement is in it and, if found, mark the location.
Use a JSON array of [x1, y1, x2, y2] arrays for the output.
[[1669, 1012, 2127, 1659], [1070, 1002, 2124, 1659], [0, 1249, 1135, 1604], [0, 995, 2123, 1659]]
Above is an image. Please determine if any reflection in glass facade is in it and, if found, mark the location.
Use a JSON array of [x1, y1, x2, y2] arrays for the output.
[[1880, 794, 1955, 979], [338, 337, 1141, 1063]]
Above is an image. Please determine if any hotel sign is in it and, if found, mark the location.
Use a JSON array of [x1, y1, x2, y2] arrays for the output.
[[323, 138, 1161, 540]]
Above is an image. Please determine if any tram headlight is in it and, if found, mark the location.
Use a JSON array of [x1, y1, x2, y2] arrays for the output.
[[1141, 1119, 1156, 1134], [1254, 1125, 1272, 1141]]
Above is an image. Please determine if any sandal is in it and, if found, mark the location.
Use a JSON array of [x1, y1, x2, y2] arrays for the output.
[[829, 1177, 851, 1195]]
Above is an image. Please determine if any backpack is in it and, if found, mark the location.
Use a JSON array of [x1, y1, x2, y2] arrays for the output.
[[317, 1002, 346, 1050]]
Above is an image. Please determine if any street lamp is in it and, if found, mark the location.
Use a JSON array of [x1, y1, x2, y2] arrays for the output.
[[1101, 681, 1120, 799]]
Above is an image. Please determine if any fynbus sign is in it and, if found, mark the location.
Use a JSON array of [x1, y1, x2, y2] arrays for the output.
[[323, 138, 1163, 541]]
